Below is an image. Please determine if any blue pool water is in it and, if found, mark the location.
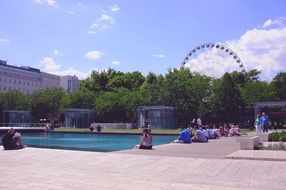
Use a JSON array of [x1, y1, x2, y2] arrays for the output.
[[20, 132, 177, 152]]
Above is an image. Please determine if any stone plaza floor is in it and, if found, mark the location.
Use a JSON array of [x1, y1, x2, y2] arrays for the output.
[[1, 136, 286, 190]]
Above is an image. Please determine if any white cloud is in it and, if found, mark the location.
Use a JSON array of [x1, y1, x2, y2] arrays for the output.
[[87, 30, 96, 35], [183, 18, 286, 80], [40, 57, 61, 72], [54, 49, 63, 56], [0, 38, 10, 43], [100, 14, 112, 21], [64, 11, 75, 15], [153, 54, 166, 58], [33, 0, 57, 7], [110, 4, 120, 12], [85, 50, 104, 60], [77, 2, 88, 9], [88, 10, 115, 35], [263, 19, 274, 28], [88, 17, 114, 35], [57, 67, 89, 79], [111, 60, 121, 65], [263, 18, 286, 28], [40, 57, 92, 79]]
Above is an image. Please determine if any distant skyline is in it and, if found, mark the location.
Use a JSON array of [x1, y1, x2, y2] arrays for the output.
[[0, 0, 286, 80]]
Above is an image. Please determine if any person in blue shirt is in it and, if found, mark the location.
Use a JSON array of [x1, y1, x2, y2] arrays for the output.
[[192, 126, 208, 143], [261, 112, 269, 132], [173, 128, 192, 143]]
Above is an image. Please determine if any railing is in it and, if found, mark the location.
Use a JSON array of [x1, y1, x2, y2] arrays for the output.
[[0, 123, 46, 128]]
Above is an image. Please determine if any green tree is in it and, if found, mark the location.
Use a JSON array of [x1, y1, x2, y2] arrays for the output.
[[162, 68, 212, 125], [107, 71, 145, 90], [80, 70, 109, 92], [141, 73, 165, 105], [213, 73, 245, 122], [94, 89, 128, 122], [240, 81, 276, 105], [0, 91, 29, 110], [121, 90, 147, 122], [61, 91, 95, 109], [271, 72, 286, 100], [29, 88, 65, 122]]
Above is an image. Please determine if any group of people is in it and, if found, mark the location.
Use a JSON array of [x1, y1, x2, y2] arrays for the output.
[[2, 128, 26, 150], [255, 112, 269, 133], [174, 124, 242, 144], [135, 118, 245, 149], [89, 125, 102, 132]]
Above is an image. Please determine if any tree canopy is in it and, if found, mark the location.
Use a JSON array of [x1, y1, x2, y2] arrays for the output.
[[0, 68, 282, 126]]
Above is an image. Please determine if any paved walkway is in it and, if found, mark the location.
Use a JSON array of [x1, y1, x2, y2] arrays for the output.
[[117, 136, 241, 159], [227, 150, 286, 162], [1, 145, 286, 190]]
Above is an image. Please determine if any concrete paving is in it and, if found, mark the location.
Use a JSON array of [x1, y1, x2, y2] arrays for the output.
[[1, 146, 286, 190], [226, 150, 286, 162], [117, 136, 241, 159]]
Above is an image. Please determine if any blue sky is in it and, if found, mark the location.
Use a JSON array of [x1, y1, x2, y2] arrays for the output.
[[0, 0, 286, 80]]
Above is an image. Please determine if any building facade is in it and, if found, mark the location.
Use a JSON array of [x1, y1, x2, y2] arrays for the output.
[[0, 60, 79, 94], [60, 75, 79, 92]]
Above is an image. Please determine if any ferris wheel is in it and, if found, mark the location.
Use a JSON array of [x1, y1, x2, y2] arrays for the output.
[[181, 43, 246, 78]]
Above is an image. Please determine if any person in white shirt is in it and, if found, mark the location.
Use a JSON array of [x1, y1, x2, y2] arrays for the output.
[[197, 117, 202, 127]]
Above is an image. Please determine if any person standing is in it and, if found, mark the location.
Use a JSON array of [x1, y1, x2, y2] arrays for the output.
[[197, 117, 202, 127], [255, 114, 262, 133], [261, 112, 269, 132]]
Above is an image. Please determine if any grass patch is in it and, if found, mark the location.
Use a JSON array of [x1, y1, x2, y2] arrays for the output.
[[240, 129, 255, 134], [54, 127, 254, 135], [54, 127, 181, 134]]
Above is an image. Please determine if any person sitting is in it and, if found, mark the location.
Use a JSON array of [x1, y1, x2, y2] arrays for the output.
[[208, 126, 220, 139], [219, 125, 225, 136], [224, 124, 230, 137], [2, 128, 26, 150], [173, 128, 192, 143], [134, 128, 153, 149], [191, 127, 208, 143], [234, 125, 242, 136], [228, 125, 242, 136]]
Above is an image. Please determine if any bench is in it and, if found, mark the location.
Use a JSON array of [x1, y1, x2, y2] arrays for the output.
[[236, 136, 259, 150]]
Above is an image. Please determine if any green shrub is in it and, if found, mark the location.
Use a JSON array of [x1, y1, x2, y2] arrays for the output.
[[270, 131, 286, 142], [279, 136, 286, 142]]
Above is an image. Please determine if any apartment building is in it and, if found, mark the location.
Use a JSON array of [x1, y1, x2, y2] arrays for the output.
[[0, 60, 79, 94], [60, 75, 79, 92]]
